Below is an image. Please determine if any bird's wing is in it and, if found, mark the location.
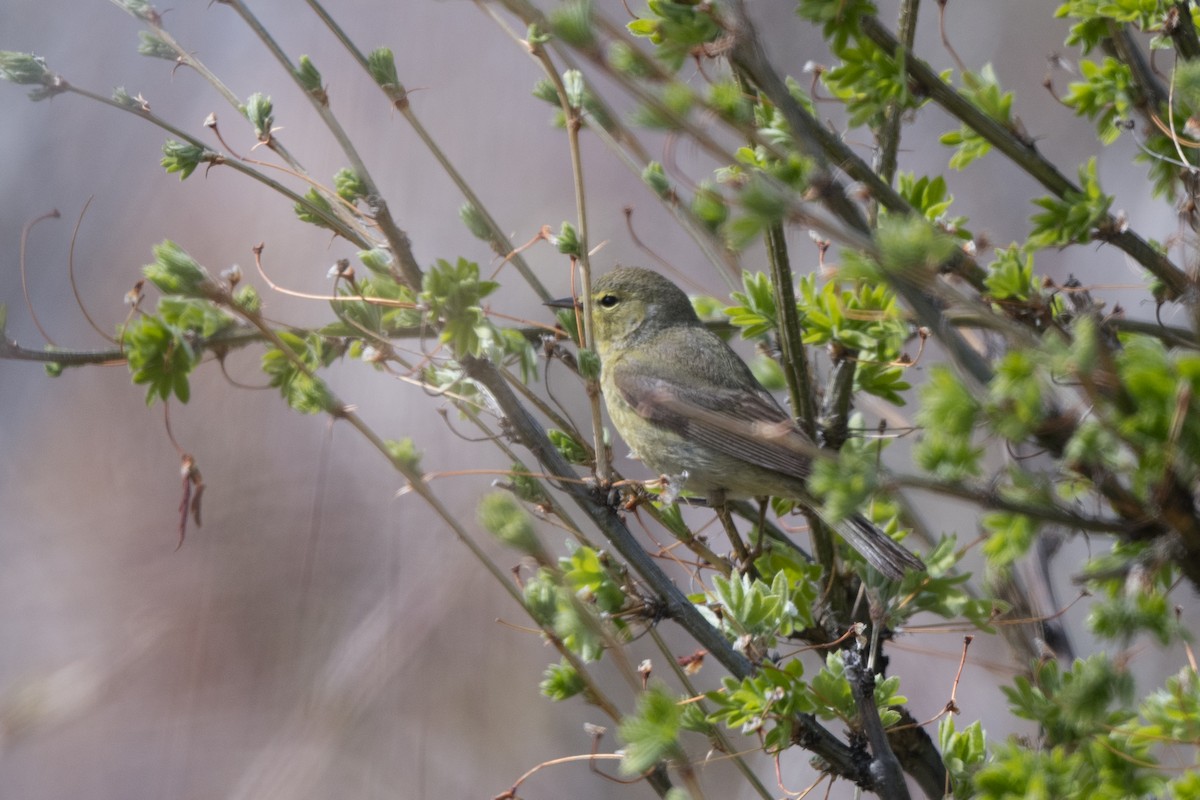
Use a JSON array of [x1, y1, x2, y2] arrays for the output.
[[611, 367, 815, 480]]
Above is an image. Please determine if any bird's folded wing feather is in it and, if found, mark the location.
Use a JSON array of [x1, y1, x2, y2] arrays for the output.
[[612, 368, 815, 480]]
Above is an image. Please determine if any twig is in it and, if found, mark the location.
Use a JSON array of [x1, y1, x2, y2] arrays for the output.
[[18, 208, 61, 346], [843, 648, 911, 800]]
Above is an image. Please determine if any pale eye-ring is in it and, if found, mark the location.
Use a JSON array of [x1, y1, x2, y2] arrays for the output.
[[598, 294, 619, 308]]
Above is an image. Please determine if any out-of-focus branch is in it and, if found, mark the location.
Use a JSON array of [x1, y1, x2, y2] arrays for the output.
[[857, 14, 1192, 300]]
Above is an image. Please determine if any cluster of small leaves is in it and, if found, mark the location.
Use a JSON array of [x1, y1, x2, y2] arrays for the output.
[[124, 313, 200, 404], [539, 658, 586, 701], [385, 437, 423, 476], [1109, 335, 1200, 494], [122, 242, 251, 404], [478, 491, 543, 556], [143, 240, 217, 298], [1063, 57, 1134, 145], [689, 181, 728, 233], [706, 657, 807, 750], [1084, 543, 1183, 644], [136, 30, 176, 61], [418, 257, 499, 357], [971, 655, 1167, 799], [0, 50, 65, 100], [939, 717, 988, 800], [914, 365, 984, 480], [895, 536, 1005, 629], [724, 271, 778, 339], [625, 0, 722, 72], [1055, 0, 1167, 54], [940, 66, 1014, 170], [261, 331, 338, 414], [1133, 666, 1200, 750], [366, 47, 399, 92], [807, 435, 881, 523], [895, 173, 971, 240], [328, 251, 422, 348], [795, 274, 913, 404], [293, 55, 326, 104], [1056, 328, 1200, 504], [334, 168, 366, 203], [1030, 159, 1114, 247], [242, 92, 274, 141], [795, 0, 874, 50], [984, 244, 1040, 303], [530, 74, 616, 132], [548, 428, 590, 466], [724, 176, 791, 251], [293, 187, 337, 230], [728, 265, 915, 402], [161, 139, 217, 181], [821, 37, 923, 130], [525, 571, 604, 662], [524, 545, 630, 667], [707, 650, 904, 753], [628, 81, 696, 131], [617, 684, 686, 775], [705, 570, 815, 646], [548, 0, 597, 49], [1137, 128, 1200, 200], [412, 260, 538, 383], [707, 78, 755, 126]]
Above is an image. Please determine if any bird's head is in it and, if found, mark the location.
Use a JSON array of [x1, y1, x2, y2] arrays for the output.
[[556, 267, 701, 355]]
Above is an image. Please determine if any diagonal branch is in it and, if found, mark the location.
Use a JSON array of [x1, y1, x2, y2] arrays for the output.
[[459, 353, 879, 786]]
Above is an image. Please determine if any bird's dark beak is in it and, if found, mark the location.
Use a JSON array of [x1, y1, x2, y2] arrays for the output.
[[544, 296, 581, 310]]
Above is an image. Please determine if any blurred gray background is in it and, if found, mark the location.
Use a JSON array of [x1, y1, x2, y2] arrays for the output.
[[0, 1, 1188, 798]]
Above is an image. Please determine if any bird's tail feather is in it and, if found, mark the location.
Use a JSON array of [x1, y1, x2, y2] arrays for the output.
[[832, 514, 924, 581]]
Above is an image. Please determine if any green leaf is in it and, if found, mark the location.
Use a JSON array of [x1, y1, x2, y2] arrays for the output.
[[939, 717, 988, 800], [549, 0, 596, 48], [459, 202, 491, 241], [523, 568, 561, 626], [1029, 158, 1113, 247], [143, 240, 214, 297], [555, 221, 580, 257], [123, 314, 196, 405], [261, 331, 337, 414], [561, 546, 626, 614], [243, 92, 274, 141], [293, 187, 336, 230], [985, 244, 1037, 302], [294, 55, 326, 103], [367, 47, 399, 90], [161, 140, 213, 181], [478, 491, 541, 556], [548, 429, 590, 465], [0, 51, 53, 85], [618, 685, 684, 774], [642, 161, 671, 198], [385, 437, 423, 476], [725, 271, 777, 339], [136, 30, 175, 61], [1063, 57, 1133, 144], [419, 258, 499, 357], [333, 168, 366, 203], [540, 660, 586, 701]]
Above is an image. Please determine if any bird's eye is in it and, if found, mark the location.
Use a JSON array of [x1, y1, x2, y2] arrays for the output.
[[598, 294, 619, 308]]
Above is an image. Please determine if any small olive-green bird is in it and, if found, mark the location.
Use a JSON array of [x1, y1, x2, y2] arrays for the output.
[[562, 266, 923, 580]]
